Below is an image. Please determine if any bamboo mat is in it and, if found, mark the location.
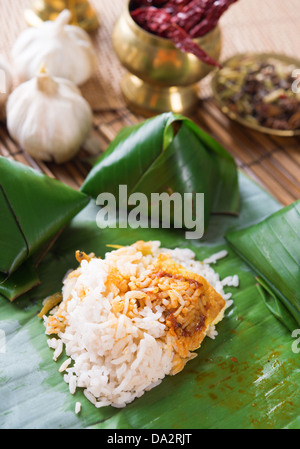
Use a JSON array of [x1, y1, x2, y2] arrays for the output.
[[0, 0, 299, 205]]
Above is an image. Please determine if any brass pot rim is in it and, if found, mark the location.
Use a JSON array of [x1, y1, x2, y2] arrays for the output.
[[125, 0, 220, 49]]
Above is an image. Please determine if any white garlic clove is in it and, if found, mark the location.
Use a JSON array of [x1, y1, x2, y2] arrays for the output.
[[0, 56, 13, 119], [6, 67, 93, 164], [11, 9, 97, 86]]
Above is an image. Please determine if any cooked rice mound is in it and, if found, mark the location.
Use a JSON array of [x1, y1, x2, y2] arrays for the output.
[[43, 241, 236, 408]]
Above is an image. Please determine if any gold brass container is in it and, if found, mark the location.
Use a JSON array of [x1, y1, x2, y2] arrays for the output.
[[211, 53, 300, 137], [24, 0, 99, 31], [112, 1, 221, 115]]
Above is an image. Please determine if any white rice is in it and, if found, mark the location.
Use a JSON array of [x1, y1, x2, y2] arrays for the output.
[[203, 250, 228, 265], [75, 401, 81, 414], [59, 357, 72, 373], [44, 241, 237, 410]]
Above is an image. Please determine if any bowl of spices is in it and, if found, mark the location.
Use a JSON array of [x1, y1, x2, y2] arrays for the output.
[[211, 53, 300, 136], [112, 0, 238, 115]]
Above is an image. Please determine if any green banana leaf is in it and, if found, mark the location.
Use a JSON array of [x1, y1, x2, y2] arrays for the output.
[[0, 171, 299, 429], [0, 259, 40, 302], [226, 201, 300, 331], [256, 278, 298, 333], [0, 157, 89, 301], [81, 112, 239, 228]]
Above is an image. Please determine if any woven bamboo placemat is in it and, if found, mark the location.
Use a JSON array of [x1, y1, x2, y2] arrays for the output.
[[0, 0, 299, 205]]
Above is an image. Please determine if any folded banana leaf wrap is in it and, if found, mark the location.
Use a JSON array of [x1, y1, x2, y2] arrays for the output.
[[81, 112, 239, 230], [0, 157, 89, 300], [226, 200, 300, 331]]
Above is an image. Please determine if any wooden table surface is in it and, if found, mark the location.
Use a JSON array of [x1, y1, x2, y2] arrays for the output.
[[0, 0, 299, 206]]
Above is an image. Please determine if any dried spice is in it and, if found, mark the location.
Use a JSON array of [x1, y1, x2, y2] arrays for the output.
[[214, 55, 300, 131], [166, 23, 223, 68], [130, 0, 239, 67], [189, 0, 238, 37]]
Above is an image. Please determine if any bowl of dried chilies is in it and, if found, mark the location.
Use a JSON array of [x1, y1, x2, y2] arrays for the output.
[[112, 0, 238, 115]]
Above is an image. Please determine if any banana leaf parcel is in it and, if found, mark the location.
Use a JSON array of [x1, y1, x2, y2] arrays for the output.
[[0, 157, 89, 301], [226, 200, 300, 331], [81, 112, 239, 229]]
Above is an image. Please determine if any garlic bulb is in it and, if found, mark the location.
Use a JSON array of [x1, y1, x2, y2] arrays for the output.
[[11, 9, 97, 86], [6, 67, 93, 164], [0, 57, 13, 119]]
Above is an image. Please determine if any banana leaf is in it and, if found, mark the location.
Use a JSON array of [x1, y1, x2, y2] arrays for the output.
[[0, 171, 299, 429], [0, 157, 89, 301], [226, 201, 300, 331], [0, 259, 40, 302], [81, 112, 239, 229], [256, 278, 298, 333]]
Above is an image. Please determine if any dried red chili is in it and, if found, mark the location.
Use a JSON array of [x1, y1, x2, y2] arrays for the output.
[[130, 0, 239, 67], [130, 6, 172, 36], [171, 0, 208, 32], [164, 0, 195, 15], [166, 23, 223, 68], [130, 0, 169, 11], [189, 0, 238, 38]]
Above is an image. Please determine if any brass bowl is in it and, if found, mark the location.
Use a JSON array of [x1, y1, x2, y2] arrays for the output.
[[112, 1, 221, 115], [211, 53, 300, 137]]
